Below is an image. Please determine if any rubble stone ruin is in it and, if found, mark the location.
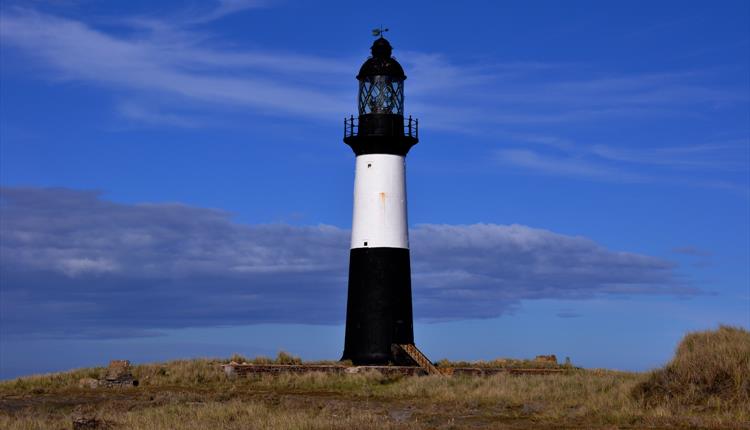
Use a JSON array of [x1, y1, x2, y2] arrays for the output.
[[78, 359, 138, 389], [102, 359, 138, 387]]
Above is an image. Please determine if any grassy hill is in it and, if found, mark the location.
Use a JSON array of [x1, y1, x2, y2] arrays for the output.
[[1, 326, 748, 429]]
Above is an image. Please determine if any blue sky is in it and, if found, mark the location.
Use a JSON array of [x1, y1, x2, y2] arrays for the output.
[[1, 0, 748, 379]]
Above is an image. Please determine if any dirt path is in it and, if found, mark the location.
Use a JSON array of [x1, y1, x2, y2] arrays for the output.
[[1, 387, 690, 430]]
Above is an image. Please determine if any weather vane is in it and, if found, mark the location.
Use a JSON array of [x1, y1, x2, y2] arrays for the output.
[[372, 26, 389, 38]]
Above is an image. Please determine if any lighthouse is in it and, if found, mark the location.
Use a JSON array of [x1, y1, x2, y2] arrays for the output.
[[342, 34, 420, 365]]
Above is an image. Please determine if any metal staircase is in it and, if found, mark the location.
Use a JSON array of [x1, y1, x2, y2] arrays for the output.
[[396, 344, 441, 375]]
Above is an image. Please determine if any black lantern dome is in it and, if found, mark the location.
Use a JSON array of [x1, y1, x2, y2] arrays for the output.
[[344, 36, 418, 156], [356, 38, 406, 80]]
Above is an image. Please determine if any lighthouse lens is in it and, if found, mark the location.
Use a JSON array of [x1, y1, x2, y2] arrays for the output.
[[358, 76, 404, 115]]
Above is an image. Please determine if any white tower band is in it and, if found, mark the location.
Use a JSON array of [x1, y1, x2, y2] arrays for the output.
[[342, 36, 420, 365], [351, 154, 409, 250]]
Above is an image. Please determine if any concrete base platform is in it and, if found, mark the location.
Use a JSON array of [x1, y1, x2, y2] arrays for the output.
[[221, 363, 567, 378]]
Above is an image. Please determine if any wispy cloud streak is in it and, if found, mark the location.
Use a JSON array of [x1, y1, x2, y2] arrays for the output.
[[495, 137, 749, 191], [186, 0, 269, 24], [1, 6, 746, 188], [0, 8, 352, 120], [2, 7, 745, 127]]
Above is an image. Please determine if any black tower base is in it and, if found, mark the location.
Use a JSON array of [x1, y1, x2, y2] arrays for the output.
[[341, 247, 414, 365]]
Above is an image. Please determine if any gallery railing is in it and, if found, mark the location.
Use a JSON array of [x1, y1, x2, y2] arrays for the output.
[[344, 115, 418, 140]]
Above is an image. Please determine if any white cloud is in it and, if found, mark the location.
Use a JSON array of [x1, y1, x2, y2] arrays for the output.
[[116, 101, 203, 128], [495, 149, 646, 182], [57, 258, 119, 276], [187, 0, 269, 24], [589, 140, 749, 170]]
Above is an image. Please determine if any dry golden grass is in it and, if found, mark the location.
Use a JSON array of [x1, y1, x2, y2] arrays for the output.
[[0, 399, 419, 430], [2, 367, 748, 428], [435, 357, 569, 369], [633, 325, 750, 408], [2, 329, 749, 429], [227, 350, 305, 365]]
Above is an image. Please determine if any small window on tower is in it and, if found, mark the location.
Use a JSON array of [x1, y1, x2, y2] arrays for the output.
[[364, 241, 368, 246], [367, 163, 372, 168]]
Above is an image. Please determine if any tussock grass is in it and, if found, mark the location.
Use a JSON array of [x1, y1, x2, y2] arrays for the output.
[[3, 368, 747, 429], [633, 325, 750, 409], [0, 399, 418, 430], [136, 358, 227, 387], [2, 328, 750, 429], [227, 350, 303, 365], [435, 358, 568, 369], [1, 366, 105, 393]]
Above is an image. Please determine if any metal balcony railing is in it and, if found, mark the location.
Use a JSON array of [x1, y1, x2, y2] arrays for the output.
[[344, 115, 418, 140]]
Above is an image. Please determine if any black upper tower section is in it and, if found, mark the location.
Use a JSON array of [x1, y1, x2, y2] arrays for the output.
[[344, 37, 418, 156]]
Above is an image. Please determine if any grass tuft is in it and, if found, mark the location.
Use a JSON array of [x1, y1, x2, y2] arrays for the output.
[[632, 325, 750, 408]]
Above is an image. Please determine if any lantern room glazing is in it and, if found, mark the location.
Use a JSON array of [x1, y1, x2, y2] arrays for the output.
[[358, 75, 404, 115]]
